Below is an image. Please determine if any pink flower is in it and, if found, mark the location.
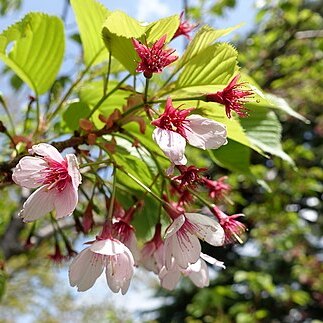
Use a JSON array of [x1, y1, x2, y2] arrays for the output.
[[172, 12, 197, 40], [12, 143, 81, 222], [112, 220, 139, 263], [69, 237, 134, 294], [211, 205, 246, 244], [152, 97, 227, 165], [140, 223, 164, 274], [164, 212, 224, 270], [205, 74, 254, 118], [132, 35, 178, 78], [172, 165, 206, 189], [159, 253, 225, 290], [202, 176, 231, 200]]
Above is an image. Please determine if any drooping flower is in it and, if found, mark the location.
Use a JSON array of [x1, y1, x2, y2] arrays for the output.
[[211, 205, 246, 244], [151, 97, 227, 165], [202, 176, 231, 200], [69, 237, 134, 294], [172, 12, 197, 40], [132, 34, 178, 78], [205, 74, 254, 118], [140, 223, 165, 274], [111, 201, 143, 262], [172, 165, 206, 189], [164, 211, 225, 270], [12, 143, 81, 222], [159, 253, 225, 290]]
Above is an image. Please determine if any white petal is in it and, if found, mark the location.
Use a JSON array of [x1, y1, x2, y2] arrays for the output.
[[185, 115, 227, 149], [159, 266, 181, 290], [66, 154, 82, 189], [90, 238, 125, 256], [105, 251, 134, 294], [200, 253, 226, 269], [164, 214, 186, 239], [53, 181, 78, 219], [152, 128, 187, 165], [12, 156, 47, 188], [69, 248, 104, 292], [188, 259, 209, 288], [20, 185, 55, 222], [185, 213, 225, 246], [30, 143, 64, 162], [165, 231, 201, 269]]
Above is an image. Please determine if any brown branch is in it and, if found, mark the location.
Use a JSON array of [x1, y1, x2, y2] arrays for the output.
[[0, 123, 121, 182]]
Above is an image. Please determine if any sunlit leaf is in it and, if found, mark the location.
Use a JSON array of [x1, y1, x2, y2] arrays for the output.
[[70, 0, 110, 66], [0, 13, 64, 95], [176, 43, 238, 89], [174, 24, 240, 73]]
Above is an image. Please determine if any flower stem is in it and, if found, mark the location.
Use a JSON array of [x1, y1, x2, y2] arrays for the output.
[[87, 73, 132, 118], [103, 51, 112, 96], [0, 94, 15, 135], [107, 167, 117, 223], [79, 159, 111, 169], [48, 48, 105, 122], [118, 167, 165, 204]]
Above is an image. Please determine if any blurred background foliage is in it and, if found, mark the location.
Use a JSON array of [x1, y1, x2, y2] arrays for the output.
[[152, 0, 322, 322], [0, 0, 322, 322]]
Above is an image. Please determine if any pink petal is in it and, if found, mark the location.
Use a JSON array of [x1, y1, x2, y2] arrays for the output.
[[69, 248, 104, 292], [105, 251, 134, 294], [54, 181, 78, 218], [188, 259, 209, 288], [165, 231, 201, 269], [185, 115, 227, 149], [90, 238, 125, 256], [66, 154, 82, 189], [200, 252, 226, 269], [164, 214, 186, 239], [12, 156, 47, 188], [159, 266, 181, 290], [152, 128, 187, 165], [185, 213, 225, 246], [19, 185, 56, 222], [29, 143, 64, 162]]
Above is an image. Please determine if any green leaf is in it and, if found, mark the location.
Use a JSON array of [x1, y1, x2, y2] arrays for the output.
[[209, 139, 251, 174], [174, 24, 240, 73], [176, 43, 238, 89], [241, 107, 294, 165], [145, 15, 180, 43], [62, 102, 91, 131], [114, 152, 154, 192], [0, 12, 64, 95], [78, 80, 131, 127], [70, 0, 110, 66], [264, 93, 310, 123], [102, 11, 145, 73]]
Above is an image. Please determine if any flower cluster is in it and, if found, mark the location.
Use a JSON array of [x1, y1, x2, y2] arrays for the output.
[[10, 13, 252, 296]]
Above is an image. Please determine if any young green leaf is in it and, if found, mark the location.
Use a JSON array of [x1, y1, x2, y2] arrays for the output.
[[70, 0, 111, 66], [176, 43, 239, 89], [0, 13, 64, 95]]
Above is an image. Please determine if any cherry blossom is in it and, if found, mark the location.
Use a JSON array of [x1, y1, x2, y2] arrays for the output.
[[152, 97, 227, 165], [69, 237, 134, 294], [205, 74, 254, 118], [164, 212, 225, 270], [140, 223, 164, 274], [159, 253, 225, 290], [132, 35, 178, 78], [12, 143, 81, 222], [202, 176, 231, 200], [172, 11, 197, 40], [211, 205, 246, 244]]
